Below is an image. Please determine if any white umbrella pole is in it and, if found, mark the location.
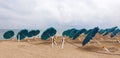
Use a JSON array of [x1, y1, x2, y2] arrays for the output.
[[25, 37, 30, 42], [117, 40, 120, 43], [78, 38, 81, 42], [11, 38, 14, 41], [54, 36, 57, 46], [94, 40, 102, 45], [116, 37, 120, 43], [100, 38, 104, 41], [104, 47, 111, 53], [18, 34, 20, 42], [95, 39, 111, 53], [52, 37, 54, 47], [34, 36, 37, 40], [61, 38, 65, 49]]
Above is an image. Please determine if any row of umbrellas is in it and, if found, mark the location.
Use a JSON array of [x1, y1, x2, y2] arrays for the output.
[[61, 26, 120, 53], [3, 26, 120, 46], [62, 27, 99, 46], [98, 26, 120, 38], [62, 26, 120, 46], [3, 27, 56, 41]]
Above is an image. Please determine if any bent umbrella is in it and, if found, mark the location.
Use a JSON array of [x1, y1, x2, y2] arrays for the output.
[[82, 27, 99, 46], [41, 27, 57, 47], [73, 29, 86, 40], [103, 26, 118, 36], [17, 29, 28, 41], [41, 27, 57, 40], [110, 29, 120, 38]]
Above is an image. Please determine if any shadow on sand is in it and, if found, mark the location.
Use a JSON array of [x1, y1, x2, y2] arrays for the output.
[[66, 40, 120, 56]]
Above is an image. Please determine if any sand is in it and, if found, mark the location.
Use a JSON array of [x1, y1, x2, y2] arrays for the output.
[[0, 37, 120, 58]]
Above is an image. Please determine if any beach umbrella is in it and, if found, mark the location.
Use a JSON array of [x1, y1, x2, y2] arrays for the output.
[[61, 28, 86, 48], [62, 28, 79, 38], [62, 30, 70, 37], [41, 27, 57, 40], [27, 30, 40, 40], [62, 29, 71, 37], [17, 29, 28, 40], [84, 29, 93, 35], [3, 30, 14, 39], [98, 29, 106, 35], [62, 28, 77, 49], [110, 29, 120, 38], [82, 27, 99, 46], [103, 26, 118, 36], [27, 30, 35, 37], [62, 29, 72, 37], [72, 29, 86, 40], [34, 30, 40, 36], [69, 28, 78, 38]]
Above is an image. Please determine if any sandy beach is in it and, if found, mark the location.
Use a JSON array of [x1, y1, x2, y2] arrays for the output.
[[1, 0, 120, 58], [0, 36, 120, 58]]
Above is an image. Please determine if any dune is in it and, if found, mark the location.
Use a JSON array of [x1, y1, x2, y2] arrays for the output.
[[0, 38, 120, 58]]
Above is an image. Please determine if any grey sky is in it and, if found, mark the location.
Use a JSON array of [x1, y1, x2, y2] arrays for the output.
[[0, 0, 120, 30]]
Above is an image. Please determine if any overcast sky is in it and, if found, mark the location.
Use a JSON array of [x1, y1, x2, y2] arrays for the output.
[[0, 0, 120, 30]]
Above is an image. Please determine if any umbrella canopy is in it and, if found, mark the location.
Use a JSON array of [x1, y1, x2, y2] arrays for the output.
[[110, 28, 120, 38], [62, 30, 71, 37], [103, 26, 118, 36], [27, 30, 40, 37], [17, 29, 28, 40], [62, 28, 79, 39], [34, 30, 40, 36], [84, 29, 93, 35], [98, 29, 106, 34], [41, 27, 57, 40], [82, 27, 99, 46], [3, 30, 14, 39], [69, 28, 78, 38], [72, 29, 86, 40]]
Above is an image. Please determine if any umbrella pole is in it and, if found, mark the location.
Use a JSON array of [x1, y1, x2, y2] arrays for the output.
[[25, 37, 30, 42], [102, 46, 111, 53], [18, 34, 20, 42], [33, 36, 37, 40], [78, 38, 81, 42], [100, 38, 104, 41], [32, 36, 36, 41], [61, 37, 65, 49], [10, 38, 15, 42], [52, 37, 54, 47], [116, 37, 120, 43], [53, 36, 57, 46], [94, 39, 111, 53]]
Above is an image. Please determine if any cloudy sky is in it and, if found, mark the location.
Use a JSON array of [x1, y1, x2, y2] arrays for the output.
[[0, 0, 120, 30]]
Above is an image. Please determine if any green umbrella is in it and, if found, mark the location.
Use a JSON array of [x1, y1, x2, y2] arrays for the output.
[[82, 27, 99, 46], [73, 29, 86, 40], [27, 30, 40, 37], [17, 29, 28, 40], [41, 27, 57, 40], [3, 30, 14, 39]]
